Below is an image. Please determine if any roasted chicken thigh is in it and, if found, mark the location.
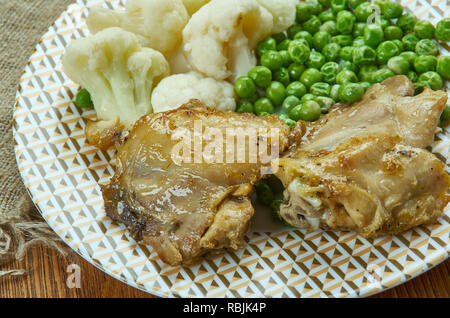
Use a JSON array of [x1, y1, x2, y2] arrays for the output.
[[276, 76, 450, 237], [102, 100, 290, 265]]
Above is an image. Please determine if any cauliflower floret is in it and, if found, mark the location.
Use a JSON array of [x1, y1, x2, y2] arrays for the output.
[[151, 72, 236, 113], [182, 0, 273, 81], [183, 0, 211, 15], [255, 0, 296, 33], [167, 46, 192, 74], [86, 0, 188, 56], [62, 27, 169, 125]]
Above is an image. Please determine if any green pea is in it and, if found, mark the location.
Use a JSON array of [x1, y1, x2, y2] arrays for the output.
[[318, 0, 332, 7], [290, 101, 322, 121], [258, 112, 271, 116], [273, 67, 290, 86], [387, 56, 409, 75], [440, 105, 450, 123], [294, 31, 314, 47], [340, 60, 358, 73], [379, 16, 391, 29], [332, 34, 353, 46], [340, 46, 355, 61], [397, 12, 417, 33], [272, 32, 287, 44], [392, 39, 404, 52], [414, 81, 430, 95], [257, 37, 277, 57], [380, 1, 403, 19], [437, 56, 450, 80], [399, 51, 417, 68], [331, 0, 348, 13], [418, 71, 443, 90], [279, 50, 292, 67], [289, 104, 302, 121], [302, 101, 323, 122], [353, 45, 377, 65], [248, 66, 272, 88], [336, 10, 356, 35], [300, 68, 324, 87], [318, 9, 335, 22], [247, 92, 261, 103], [234, 76, 256, 99], [236, 100, 254, 113], [75, 89, 94, 109], [336, 69, 358, 84], [359, 81, 371, 91], [256, 183, 274, 206], [307, 0, 324, 15], [338, 82, 365, 102], [283, 118, 297, 128], [348, 0, 367, 10], [301, 93, 318, 103], [330, 84, 341, 101], [321, 61, 340, 83], [287, 24, 303, 39], [353, 22, 367, 38], [254, 97, 275, 116], [320, 20, 338, 35], [414, 20, 435, 39], [358, 64, 378, 82], [310, 82, 331, 97], [288, 63, 307, 81], [407, 70, 418, 82], [288, 39, 311, 63], [375, 1, 387, 8], [402, 33, 420, 51], [282, 95, 302, 114], [307, 51, 326, 69], [436, 18, 450, 42], [260, 51, 284, 71], [266, 174, 285, 194], [316, 96, 335, 113], [296, 3, 313, 23], [376, 40, 399, 64], [414, 55, 437, 74], [303, 15, 322, 35], [313, 31, 332, 51], [364, 24, 384, 48], [266, 81, 286, 106], [355, 2, 374, 22], [322, 43, 341, 62], [415, 39, 438, 56], [277, 39, 291, 51], [384, 26, 403, 40], [371, 68, 395, 83]]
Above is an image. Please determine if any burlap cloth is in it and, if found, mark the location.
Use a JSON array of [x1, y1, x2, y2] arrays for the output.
[[0, 0, 76, 277]]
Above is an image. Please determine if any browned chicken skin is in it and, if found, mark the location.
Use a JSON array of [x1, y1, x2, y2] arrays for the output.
[[102, 100, 290, 265], [276, 76, 450, 237]]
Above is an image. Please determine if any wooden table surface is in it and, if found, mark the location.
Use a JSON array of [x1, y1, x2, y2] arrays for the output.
[[0, 244, 448, 298]]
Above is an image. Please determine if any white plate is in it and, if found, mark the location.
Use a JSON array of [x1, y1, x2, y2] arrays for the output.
[[13, 0, 449, 297]]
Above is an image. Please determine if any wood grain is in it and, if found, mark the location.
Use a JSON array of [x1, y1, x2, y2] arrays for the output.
[[0, 244, 448, 298]]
